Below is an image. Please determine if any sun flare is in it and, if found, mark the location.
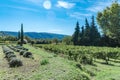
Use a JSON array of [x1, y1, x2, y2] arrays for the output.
[[43, 0, 51, 9]]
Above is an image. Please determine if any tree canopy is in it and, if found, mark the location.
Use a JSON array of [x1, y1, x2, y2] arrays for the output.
[[72, 16, 101, 46], [72, 21, 80, 45], [97, 2, 120, 44]]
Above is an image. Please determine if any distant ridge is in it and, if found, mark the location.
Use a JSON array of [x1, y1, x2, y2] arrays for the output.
[[0, 31, 68, 39]]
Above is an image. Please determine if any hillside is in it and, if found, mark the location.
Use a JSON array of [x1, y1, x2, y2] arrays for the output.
[[0, 31, 67, 39]]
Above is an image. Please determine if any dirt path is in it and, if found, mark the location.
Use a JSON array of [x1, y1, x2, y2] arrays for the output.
[[0, 45, 40, 80]]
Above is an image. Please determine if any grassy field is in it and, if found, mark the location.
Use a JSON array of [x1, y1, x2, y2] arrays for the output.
[[0, 44, 120, 80]]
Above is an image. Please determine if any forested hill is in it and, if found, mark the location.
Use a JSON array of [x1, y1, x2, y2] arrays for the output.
[[0, 31, 67, 39]]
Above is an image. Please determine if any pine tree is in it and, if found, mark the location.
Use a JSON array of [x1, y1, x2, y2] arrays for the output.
[[84, 18, 91, 45], [20, 23, 24, 46], [90, 16, 101, 45], [80, 26, 85, 45], [81, 26, 84, 38], [72, 21, 80, 45]]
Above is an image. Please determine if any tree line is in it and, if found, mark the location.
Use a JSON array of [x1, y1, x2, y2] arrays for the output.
[[72, 16, 101, 46], [71, 1, 120, 47]]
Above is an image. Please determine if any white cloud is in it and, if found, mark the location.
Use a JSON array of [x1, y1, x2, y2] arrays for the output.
[[56, 1, 75, 9], [69, 12, 91, 19], [87, 1, 112, 12]]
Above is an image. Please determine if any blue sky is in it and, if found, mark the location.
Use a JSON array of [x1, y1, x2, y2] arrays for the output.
[[0, 0, 119, 35]]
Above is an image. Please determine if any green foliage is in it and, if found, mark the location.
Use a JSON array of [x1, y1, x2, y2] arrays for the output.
[[2, 46, 23, 67], [35, 39, 52, 44], [83, 18, 91, 46], [52, 38, 59, 44], [7, 53, 16, 61], [97, 1, 120, 45], [90, 16, 101, 46], [19, 50, 26, 55], [76, 63, 83, 70], [0, 36, 17, 41], [23, 51, 32, 58], [9, 57, 23, 67], [72, 21, 80, 45], [62, 36, 73, 45], [36, 44, 120, 65], [18, 31, 20, 40], [72, 17, 101, 46], [40, 59, 49, 65], [80, 54, 93, 65], [20, 23, 24, 46]]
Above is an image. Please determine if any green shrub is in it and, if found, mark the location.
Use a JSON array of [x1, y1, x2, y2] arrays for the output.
[[16, 49, 20, 52], [19, 50, 26, 55], [23, 52, 32, 58], [5, 51, 14, 58], [40, 59, 49, 65], [80, 54, 93, 65], [23, 48, 28, 51], [9, 58, 23, 67], [7, 54, 16, 61], [76, 63, 83, 70], [53, 54, 57, 57]]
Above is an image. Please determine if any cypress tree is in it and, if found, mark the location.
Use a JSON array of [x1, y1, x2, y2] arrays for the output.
[[72, 21, 80, 45], [20, 23, 24, 46]]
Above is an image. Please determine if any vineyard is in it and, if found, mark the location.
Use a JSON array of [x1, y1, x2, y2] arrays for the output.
[[0, 44, 120, 80], [35, 44, 120, 65]]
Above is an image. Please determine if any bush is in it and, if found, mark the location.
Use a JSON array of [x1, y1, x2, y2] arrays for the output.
[[23, 51, 32, 58], [76, 63, 83, 70], [80, 54, 93, 65], [23, 48, 28, 51], [16, 49, 20, 52], [5, 51, 14, 58], [7, 54, 16, 61], [19, 50, 26, 55], [40, 59, 49, 65], [9, 58, 23, 67]]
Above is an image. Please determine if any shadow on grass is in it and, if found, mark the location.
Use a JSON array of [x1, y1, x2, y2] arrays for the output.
[[95, 60, 116, 66], [109, 59, 120, 63]]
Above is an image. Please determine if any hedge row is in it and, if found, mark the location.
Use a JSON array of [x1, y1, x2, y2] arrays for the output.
[[35, 44, 120, 64], [2, 46, 23, 67]]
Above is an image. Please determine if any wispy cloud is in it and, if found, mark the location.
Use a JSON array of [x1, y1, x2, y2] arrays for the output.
[[87, 1, 112, 12], [25, 0, 42, 4], [5, 5, 39, 12], [56, 1, 75, 9], [69, 12, 92, 19]]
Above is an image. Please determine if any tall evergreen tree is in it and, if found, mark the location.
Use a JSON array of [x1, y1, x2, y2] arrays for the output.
[[81, 26, 84, 38], [20, 23, 24, 46], [80, 26, 85, 45], [18, 31, 20, 40], [72, 21, 80, 45], [90, 16, 101, 45], [84, 18, 91, 45]]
